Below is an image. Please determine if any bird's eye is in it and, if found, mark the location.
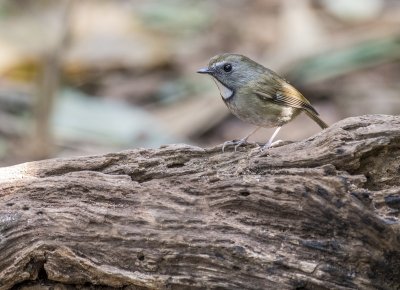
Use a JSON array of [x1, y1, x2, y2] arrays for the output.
[[223, 63, 232, 72]]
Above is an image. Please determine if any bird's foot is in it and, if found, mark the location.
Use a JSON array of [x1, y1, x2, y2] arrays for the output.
[[260, 140, 284, 152], [222, 138, 250, 152]]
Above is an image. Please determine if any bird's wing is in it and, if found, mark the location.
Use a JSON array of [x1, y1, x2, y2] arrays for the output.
[[254, 74, 319, 116]]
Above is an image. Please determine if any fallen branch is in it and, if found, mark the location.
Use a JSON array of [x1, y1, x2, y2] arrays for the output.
[[0, 114, 399, 290]]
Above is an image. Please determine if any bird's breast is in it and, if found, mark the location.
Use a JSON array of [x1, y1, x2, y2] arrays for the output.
[[224, 91, 300, 127]]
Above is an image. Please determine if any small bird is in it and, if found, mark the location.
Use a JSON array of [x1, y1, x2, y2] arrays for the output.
[[197, 53, 328, 151]]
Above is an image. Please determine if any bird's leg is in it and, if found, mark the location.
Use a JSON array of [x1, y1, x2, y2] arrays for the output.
[[261, 126, 282, 151], [222, 127, 260, 152]]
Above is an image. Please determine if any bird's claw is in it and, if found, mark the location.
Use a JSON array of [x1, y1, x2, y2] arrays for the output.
[[222, 139, 248, 152], [259, 140, 283, 152]]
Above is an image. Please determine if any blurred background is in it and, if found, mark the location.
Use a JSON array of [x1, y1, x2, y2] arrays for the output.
[[0, 0, 399, 166]]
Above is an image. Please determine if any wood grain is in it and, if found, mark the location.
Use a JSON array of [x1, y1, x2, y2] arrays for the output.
[[0, 114, 399, 290]]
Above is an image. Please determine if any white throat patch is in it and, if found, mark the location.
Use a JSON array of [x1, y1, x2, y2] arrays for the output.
[[212, 78, 233, 99]]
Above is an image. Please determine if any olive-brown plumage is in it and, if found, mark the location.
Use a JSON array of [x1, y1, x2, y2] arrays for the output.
[[197, 53, 328, 151]]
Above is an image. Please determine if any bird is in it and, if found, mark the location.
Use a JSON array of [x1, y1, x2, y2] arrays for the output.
[[197, 53, 328, 151]]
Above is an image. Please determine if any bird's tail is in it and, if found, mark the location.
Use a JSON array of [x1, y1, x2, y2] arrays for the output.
[[305, 111, 328, 129]]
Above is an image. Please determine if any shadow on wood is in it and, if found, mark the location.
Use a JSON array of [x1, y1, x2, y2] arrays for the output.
[[0, 114, 399, 290]]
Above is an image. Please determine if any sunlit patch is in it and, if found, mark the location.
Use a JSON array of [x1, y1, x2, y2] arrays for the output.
[[0, 163, 30, 183]]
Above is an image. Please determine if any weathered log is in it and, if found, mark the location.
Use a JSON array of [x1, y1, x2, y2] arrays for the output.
[[0, 114, 399, 290]]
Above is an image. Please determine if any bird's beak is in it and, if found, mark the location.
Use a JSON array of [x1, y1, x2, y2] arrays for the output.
[[197, 67, 213, 74]]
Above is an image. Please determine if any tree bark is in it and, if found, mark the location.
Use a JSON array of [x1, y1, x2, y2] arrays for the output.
[[0, 114, 399, 290]]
